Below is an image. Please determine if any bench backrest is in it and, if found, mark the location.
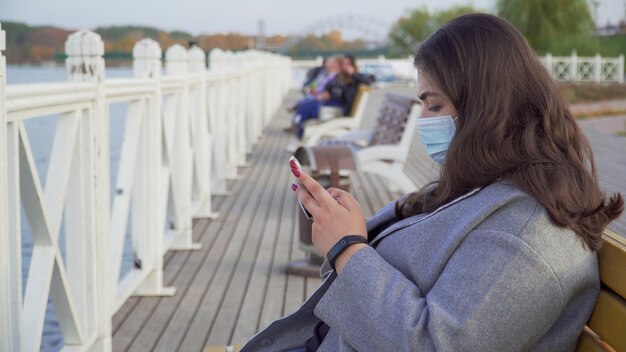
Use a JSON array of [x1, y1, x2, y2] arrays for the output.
[[367, 93, 418, 147], [577, 229, 626, 352]]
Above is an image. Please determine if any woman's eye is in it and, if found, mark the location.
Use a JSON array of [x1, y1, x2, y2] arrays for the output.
[[429, 106, 441, 112]]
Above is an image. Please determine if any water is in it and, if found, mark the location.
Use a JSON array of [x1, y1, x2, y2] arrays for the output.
[[7, 65, 136, 351]]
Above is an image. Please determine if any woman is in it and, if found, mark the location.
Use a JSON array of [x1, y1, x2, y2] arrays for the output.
[[244, 14, 624, 351], [323, 55, 375, 116], [285, 56, 342, 135], [293, 55, 374, 139]]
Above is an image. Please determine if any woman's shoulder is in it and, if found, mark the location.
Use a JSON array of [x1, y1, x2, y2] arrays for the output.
[[475, 182, 598, 288]]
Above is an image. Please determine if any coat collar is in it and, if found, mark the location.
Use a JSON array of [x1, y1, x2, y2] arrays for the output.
[[368, 187, 482, 246]]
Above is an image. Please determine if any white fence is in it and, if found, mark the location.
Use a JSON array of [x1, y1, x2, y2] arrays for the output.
[[541, 53, 624, 83], [0, 23, 292, 351], [293, 53, 626, 85]]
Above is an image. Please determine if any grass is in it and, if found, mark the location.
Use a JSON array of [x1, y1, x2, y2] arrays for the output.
[[558, 83, 626, 104], [575, 108, 626, 120]]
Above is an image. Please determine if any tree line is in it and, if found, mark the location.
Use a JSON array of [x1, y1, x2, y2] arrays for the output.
[[388, 0, 626, 57], [3, 1, 625, 65], [0, 22, 370, 65]]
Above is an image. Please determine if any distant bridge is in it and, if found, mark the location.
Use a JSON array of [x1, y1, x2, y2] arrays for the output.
[[271, 15, 399, 54]]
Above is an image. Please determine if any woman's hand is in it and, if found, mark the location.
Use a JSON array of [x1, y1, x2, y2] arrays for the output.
[[292, 170, 367, 271]]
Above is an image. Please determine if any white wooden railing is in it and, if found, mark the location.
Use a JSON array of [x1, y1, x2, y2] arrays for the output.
[[293, 53, 626, 85], [542, 53, 624, 83], [0, 23, 292, 351]]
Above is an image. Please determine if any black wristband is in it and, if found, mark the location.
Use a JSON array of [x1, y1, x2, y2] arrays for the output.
[[327, 235, 369, 271]]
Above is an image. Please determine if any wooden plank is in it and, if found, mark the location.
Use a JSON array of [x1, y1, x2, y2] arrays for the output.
[[350, 173, 376, 218], [113, 296, 159, 351], [112, 297, 139, 335], [599, 230, 626, 299], [229, 144, 291, 343], [150, 124, 281, 351], [126, 220, 211, 350], [256, 185, 297, 331], [364, 173, 395, 210], [149, 188, 244, 350], [306, 277, 322, 299], [576, 326, 617, 352], [112, 212, 219, 350], [111, 216, 201, 337], [283, 218, 306, 315], [587, 288, 626, 352], [205, 132, 289, 346], [113, 252, 188, 351], [174, 126, 284, 351]]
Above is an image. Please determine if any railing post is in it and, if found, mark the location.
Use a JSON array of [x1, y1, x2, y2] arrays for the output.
[[595, 54, 602, 83], [165, 44, 200, 250], [0, 21, 22, 352], [131, 39, 176, 296], [207, 49, 229, 195], [243, 51, 260, 148], [65, 29, 111, 351], [188, 45, 218, 218], [248, 51, 262, 146], [619, 54, 624, 84], [262, 54, 272, 125], [544, 53, 553, 74], [224, 51, 241, 177], [570, 51, 578, 82], [234, 52, 250, 159], [283, 56, 293, 99]]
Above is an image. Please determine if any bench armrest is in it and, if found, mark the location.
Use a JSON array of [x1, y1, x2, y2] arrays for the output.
[[336, 129, 373, 145], [304, 117, 359, 146], [356, 145, 410, 164]]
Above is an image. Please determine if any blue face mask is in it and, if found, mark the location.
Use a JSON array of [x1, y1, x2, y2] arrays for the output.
[[415, 115, 457, 164]]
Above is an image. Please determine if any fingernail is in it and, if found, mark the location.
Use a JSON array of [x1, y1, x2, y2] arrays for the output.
[[289, 160, 298, 169], [292, 168, 301, 177], [291, 183, 298, 191]]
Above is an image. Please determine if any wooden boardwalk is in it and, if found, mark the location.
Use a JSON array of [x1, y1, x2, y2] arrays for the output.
[[112, 88, 626, 351]]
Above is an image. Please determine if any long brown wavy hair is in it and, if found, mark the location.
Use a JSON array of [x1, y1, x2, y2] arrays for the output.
[[396, 13, 623, 251]]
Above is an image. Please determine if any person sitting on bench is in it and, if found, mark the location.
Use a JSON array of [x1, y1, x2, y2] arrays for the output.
[[284, 56, 342, 133], [301, 57, 327, 94], [290, 55, 375, 139], [242, 13, 624, 352]]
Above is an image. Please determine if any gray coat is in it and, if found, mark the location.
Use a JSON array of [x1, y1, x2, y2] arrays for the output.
[[241, 181, 599, 352]]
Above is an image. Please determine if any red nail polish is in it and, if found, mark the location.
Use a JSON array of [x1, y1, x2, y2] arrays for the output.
[[291, 183, 298, 191], [289, 160, 298, 170], [292, 168, 301, 177]]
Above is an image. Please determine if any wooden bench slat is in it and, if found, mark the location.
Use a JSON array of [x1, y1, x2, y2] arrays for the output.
[[587, 288, 626, 352], [577, 326, 617, 352], [599, 230, 626, 300], [347, 84, 370, 117]]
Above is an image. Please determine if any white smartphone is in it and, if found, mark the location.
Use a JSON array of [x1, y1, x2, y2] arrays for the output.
[[289, 156, 313, 220]]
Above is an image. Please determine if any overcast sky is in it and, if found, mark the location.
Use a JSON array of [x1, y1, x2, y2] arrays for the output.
[[1, 0, 624, 36]]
